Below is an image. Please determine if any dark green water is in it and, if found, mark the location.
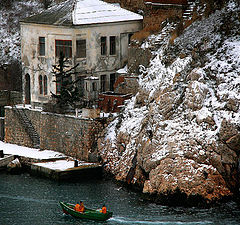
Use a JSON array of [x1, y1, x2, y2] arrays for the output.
[[0, 172, 240, 225]]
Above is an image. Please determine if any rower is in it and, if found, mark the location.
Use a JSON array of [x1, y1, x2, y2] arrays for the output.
[[79, 201, 85, 212], [74, 202, 81, 212], [100, 204, 107, 214], [74, 201, 85, 212]]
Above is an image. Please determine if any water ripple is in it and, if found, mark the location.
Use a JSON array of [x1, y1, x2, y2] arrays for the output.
[[109, 217, 213, 225], [0, 193, 55, 204]]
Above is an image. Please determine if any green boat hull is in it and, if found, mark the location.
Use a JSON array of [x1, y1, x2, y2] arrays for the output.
[[59, 201, 113, 221]]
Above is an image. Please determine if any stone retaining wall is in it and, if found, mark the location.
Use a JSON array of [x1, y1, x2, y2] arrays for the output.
[[0, 90, 22, 106], [4, 107, 105, 161]]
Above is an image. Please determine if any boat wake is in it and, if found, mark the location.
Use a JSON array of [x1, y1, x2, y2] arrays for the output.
[[109, 217, 213, 225], [0, 193, 55, 204]]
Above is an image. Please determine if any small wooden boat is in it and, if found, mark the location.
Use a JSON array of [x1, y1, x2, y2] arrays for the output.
[[59, 201, 113, 221]]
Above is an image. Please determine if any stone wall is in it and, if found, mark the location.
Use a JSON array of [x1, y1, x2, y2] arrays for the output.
[[144, 7, 183, 29], [0, 90, 22, 106], [114, 75, 139, 95], [128, 45, 152, 74], [5, 108, 33, 147], [4, 107, 105, 161]]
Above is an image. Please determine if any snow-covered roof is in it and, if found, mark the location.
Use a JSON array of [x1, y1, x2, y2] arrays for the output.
[[21, 0, 143, 26], [72, 0, 143, 25]]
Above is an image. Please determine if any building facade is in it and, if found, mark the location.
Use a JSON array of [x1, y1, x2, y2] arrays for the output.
[[20, 0, 143, 106]]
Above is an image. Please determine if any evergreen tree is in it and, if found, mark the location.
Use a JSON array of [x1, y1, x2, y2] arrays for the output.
[[51, 52, 80, 113]]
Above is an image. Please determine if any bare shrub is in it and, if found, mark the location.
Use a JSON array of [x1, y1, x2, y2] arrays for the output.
[[1, 0, 13, 9]]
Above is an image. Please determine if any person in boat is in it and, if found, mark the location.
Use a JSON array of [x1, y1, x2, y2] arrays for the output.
[[74, 202, 80, 212], [100, 204, 107, 214], [79, 201, 85, 212], [74, 201, 85, 213]]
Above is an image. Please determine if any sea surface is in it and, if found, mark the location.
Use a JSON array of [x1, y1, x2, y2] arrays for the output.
[[0, 172, 240, 225]]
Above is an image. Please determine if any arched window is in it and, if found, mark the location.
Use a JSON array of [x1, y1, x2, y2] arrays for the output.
[[25, 74, 31, 104], [44, 75, 48, 95], [39, 75, 43, 94]]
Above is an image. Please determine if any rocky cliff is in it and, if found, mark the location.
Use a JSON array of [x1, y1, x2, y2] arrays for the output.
[[99, 0, 240, 206]]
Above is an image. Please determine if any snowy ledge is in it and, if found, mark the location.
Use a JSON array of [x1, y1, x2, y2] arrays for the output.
[[0, 141, 64, 160]]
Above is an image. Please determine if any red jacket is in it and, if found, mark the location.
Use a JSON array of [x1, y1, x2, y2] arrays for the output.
[[101, 206, 107, 214]]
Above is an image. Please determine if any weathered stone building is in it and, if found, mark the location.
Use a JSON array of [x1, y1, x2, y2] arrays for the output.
[[20, 0, 143, 106]]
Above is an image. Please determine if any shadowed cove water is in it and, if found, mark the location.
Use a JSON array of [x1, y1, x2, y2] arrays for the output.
[[0, 173, 240, 225]]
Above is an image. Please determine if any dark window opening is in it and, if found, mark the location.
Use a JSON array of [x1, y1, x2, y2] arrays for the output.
[[100, 75, 106, 92], [39, 75, 43, 94], [0, 106, 5, 117], [128, 33, 133, 45], [39, 37, 45, 56], [101, 37, 107, 55], [92, 82, 97, 91], [25, 74, 31, 104], [44, 75, 48, 95], [110, 36, 116, 55], [55, 40, 72, 58], [110, 73, 115, 91], [76, 40, 86, 58]]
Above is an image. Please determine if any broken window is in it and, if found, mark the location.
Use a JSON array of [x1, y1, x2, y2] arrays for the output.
[[55, 40, 72, 58], [100, 74, 106, 92], [39, 37, 45, 56], [44, 75, 48, 95], [110, 36, 116, 55], [39, 75, 43, 94], [110, 73, 115, 91], [101, 37, 107, 55], [76, 40, 86, 58]]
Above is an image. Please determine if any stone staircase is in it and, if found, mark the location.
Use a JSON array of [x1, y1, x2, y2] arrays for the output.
[[13, 106, 40, 148], [149, 0, 201, 50], [148, 20, 180, 52], [154, 21, 179, 47], [183, 0, 200, 22]]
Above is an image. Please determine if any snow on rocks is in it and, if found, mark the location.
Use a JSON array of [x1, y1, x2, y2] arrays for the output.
[[99, 2, 240, 205], [0, 0, 43, 65], [7, 158, 22, 173], [143, 157, 231, 202]]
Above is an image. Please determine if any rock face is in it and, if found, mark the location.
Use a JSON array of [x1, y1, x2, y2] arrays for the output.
[[99, 1, 240, 206]]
